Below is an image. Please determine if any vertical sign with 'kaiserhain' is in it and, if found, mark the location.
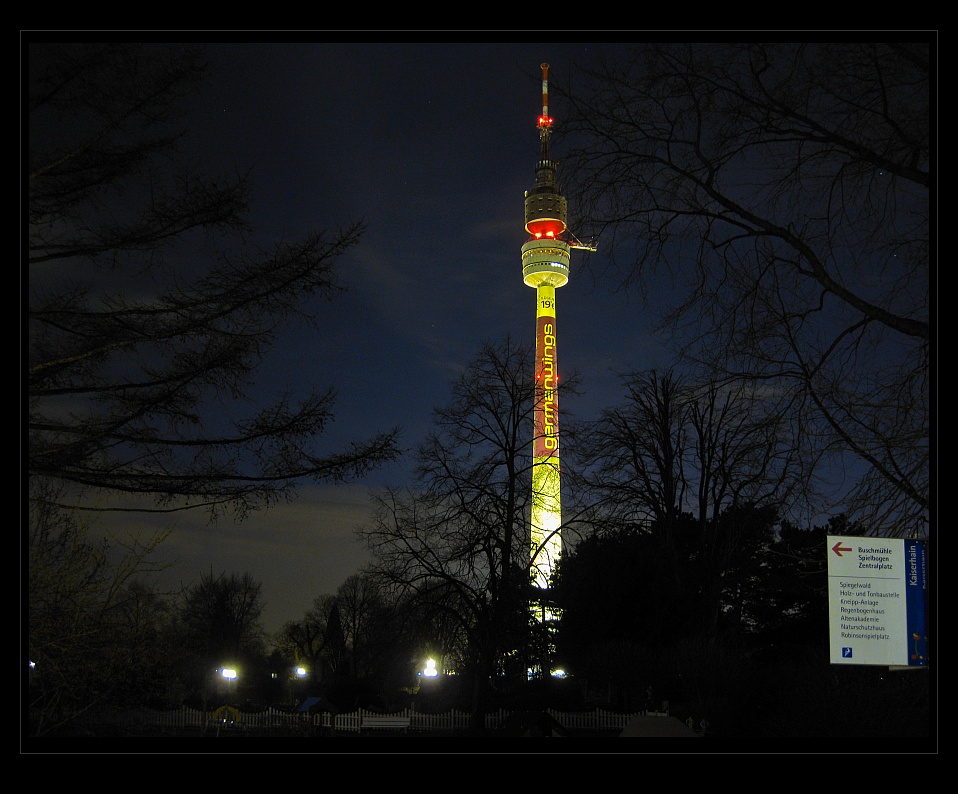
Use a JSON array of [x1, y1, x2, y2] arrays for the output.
[[827, 536, 928, 667]]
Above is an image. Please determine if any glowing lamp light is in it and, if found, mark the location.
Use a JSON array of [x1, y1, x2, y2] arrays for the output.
[[221, 667, 237, 681], [527, 219, 565, 240], [295, 667, 307, 677], [422, 658, 438, 678]]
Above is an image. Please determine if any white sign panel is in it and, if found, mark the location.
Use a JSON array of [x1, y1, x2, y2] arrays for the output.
[[827, 536, 928, 667]]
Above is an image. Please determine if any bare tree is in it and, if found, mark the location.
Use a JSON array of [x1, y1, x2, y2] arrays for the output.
[[559, 41, 930, 536], [281, 594, 347, 685], [178, 570, 266, 664], [279, 574, 415, 686], [335, 573, 388, 679], [27, 43, 401, 522], [573, 370, 689, 528], [358, 337, 558, 726], [27, 479, 172, 735], [572, 369, 795, 636]]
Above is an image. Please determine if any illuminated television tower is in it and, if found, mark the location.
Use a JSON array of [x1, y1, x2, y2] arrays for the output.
[[522, 64, 593, 614]]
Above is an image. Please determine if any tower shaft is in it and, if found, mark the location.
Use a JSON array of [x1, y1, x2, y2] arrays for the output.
[[530, 283, 562, 592]]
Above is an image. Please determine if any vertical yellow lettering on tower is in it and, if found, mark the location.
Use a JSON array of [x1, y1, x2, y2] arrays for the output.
[[531, 284, 561, 590]]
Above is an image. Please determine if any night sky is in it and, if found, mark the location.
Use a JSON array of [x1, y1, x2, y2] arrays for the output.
[[47, 40, 677, 634]]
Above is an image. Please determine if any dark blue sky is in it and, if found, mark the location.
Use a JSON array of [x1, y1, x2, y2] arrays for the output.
[[121, 40, 675, 633]]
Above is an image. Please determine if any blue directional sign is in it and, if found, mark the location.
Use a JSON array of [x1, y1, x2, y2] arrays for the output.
[[903, 539, 928, 667]]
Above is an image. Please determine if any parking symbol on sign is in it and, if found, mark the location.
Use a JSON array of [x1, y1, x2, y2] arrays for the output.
[[842, 647, 853, 658]]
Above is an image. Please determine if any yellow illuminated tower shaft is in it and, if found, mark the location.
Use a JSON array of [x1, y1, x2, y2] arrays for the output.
[[523, 64, 571, 607]]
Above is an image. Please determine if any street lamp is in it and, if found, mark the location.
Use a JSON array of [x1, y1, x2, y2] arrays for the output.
[[221, 667, 237, 707], [289, 666, 307, 704]]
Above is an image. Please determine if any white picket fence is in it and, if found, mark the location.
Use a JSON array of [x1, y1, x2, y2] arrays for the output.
[[76, 705, 655, 734]]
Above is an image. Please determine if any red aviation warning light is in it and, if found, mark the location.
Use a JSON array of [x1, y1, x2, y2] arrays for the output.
[[538, 63, 554, 129]]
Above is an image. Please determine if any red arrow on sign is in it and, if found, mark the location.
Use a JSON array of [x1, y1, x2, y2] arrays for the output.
[[832, 541, 853, 556]]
